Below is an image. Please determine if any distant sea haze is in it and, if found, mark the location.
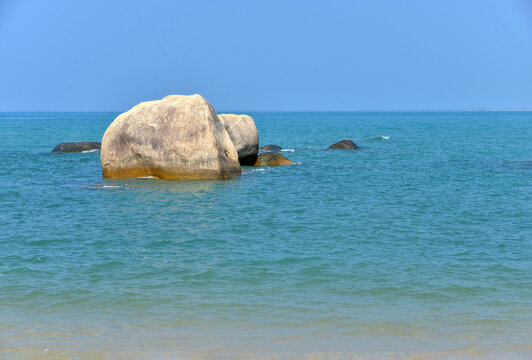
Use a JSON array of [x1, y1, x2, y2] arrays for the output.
[[1, 111, 531, 359], [466, 108, 532, 111]]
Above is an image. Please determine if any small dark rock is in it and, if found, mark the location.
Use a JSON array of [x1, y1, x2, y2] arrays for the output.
[[52, 142, 101, 153], [260, 144, 283, 152], [254, 152, 293, 167], [327, 139, 359, 150]]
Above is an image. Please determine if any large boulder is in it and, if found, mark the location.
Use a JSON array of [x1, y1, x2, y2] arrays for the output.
[[101, 95, 241, 180], [52, 142, 101, 153], [327, 139, 359, 150], [218, 114, 259, 165], [254, 152, 293, 167], [260, 144, 282, 152]]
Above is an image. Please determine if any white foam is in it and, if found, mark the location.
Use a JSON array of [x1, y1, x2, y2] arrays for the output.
[[137, 175, 155, 179], [81, 149, 99, 153], [380, 136, 390, 140], [86, 184, 125, 190], [245, 168, 266, 173], [281, 149, 295, 152]]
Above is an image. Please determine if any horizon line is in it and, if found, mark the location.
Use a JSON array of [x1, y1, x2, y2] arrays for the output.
[[2, 109, 532, 113]]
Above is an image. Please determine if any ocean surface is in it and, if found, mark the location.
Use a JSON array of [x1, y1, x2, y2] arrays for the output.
[[1, 111, 531, 360]]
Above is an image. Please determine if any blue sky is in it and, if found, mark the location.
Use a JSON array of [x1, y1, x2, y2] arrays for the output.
[[1, 0, 531, 111]]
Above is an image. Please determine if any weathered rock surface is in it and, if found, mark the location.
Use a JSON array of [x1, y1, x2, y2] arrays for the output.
[[101, 94, 241, 180], [260, 144, 283, 152], [52, 142, 101, 153], [254, 152, 293, 166], [327, 139, 359, 150], [218, 114, 259, 165]]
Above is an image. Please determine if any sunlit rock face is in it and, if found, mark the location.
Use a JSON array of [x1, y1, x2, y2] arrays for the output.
[[101, 94, 241, 180], [327, 139, 359, 150], [218, 114, 259, 166], [254, 152, 293, 167]]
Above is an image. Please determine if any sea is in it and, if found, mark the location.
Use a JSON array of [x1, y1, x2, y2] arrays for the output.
[[1, 111, 531, 360]]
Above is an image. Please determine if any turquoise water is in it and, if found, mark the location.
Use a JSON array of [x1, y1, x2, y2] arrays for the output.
[[1, 112, 532, 359]]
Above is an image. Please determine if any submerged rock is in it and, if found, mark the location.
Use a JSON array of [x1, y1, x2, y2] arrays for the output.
[[52, 142, 101, 153], [218, 114, 259, 166], [254, 152, 293, 166], [260, 144, 283, 152], [327, 139, 359, 150], [100, 94, 241, 180]]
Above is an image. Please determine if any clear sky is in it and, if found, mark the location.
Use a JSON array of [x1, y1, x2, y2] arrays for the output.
[[1, 0, 532, 111]]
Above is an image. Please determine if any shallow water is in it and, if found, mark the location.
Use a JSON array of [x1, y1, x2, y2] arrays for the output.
[[1, 112, 532, 359]]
